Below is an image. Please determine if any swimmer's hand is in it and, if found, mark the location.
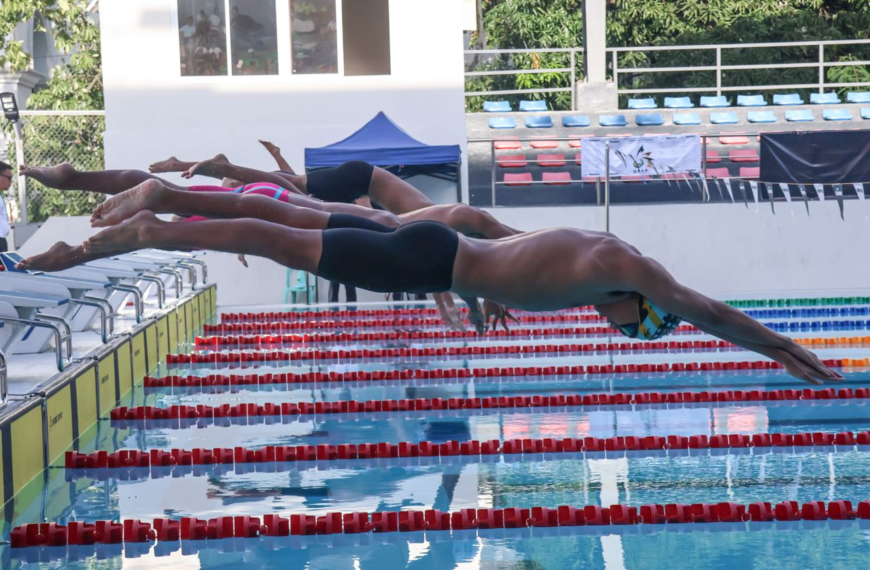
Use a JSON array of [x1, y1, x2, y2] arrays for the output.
[[483, 300, 520, 333], [437, 303, 466, 332], [236, 253, 248, 268], [775, 343, 844, 385], [466, 309, 487, 335]]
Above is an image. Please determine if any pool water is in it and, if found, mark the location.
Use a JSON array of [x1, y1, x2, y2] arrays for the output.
[[5, 302, 870, 569]]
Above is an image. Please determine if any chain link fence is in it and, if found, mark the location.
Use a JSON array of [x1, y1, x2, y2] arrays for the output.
[[4, 111, 106, 223]]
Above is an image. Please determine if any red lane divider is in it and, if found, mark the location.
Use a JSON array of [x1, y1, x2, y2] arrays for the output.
[[64, 430, 870, 471], [213, 312, 607, 332], [221, 306, 593, 324], [12, 500, 870, 547], [195, 323, 700, 347], [170, 339, 748, 364], [146, 358, 854, 388], [114, 384, 866, 421]]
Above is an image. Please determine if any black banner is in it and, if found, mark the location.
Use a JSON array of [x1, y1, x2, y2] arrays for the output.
[[760, 130, 870, 184]]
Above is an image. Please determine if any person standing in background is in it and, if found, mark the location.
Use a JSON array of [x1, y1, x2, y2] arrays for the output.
[[0, 162, 12, 251]]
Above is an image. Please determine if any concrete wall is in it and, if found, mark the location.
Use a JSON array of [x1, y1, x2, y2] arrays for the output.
[[99, 0, 468, 195]]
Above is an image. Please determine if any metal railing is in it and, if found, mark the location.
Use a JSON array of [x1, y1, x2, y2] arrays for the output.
[[465, 39, 870, 109], [464, 48, 584, 109], [6, 110, 106, 224]]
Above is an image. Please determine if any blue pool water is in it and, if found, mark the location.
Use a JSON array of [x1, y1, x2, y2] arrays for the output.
[[5, 304, 870, 569]]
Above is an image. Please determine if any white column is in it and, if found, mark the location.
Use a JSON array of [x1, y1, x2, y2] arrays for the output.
[[583, 0, 607, 83]]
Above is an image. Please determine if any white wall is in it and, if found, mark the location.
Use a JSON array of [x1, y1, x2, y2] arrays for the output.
[[99, 0, 468, 193], [487, 201, 870, 298]]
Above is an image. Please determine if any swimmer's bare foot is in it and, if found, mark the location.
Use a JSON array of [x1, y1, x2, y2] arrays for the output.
[[182, 153, 230, 180], [18, 163, 77, 190], [149, 156, 188, 174], [91, 178, 167, 227], [84, 210, 162, 254], [258, 140, 281, 156], [16, 241, 85, 272]]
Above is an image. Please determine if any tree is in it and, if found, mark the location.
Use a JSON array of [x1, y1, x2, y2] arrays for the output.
[[1, 0, 103, 222], [467, 0, 870, 111]]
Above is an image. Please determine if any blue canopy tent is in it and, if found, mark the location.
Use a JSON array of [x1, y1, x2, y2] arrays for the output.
[[304, 112, 462, 200]]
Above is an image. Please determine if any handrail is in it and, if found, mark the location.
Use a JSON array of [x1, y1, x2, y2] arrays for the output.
[[136, 275, 166, 308], [19, 110, 105, 116], [465, 38, 870, 108], [180, 257, 208, 283], [70, 298, 112, 343], [157, 269, 183, 299], [177, 262, 199, 290], [110, 285, 144, 323], [0, 317, 69, 371], [0, 350, 7, 407]]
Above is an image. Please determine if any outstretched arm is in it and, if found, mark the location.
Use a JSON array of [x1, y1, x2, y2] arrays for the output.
[[617, 254, 842, 384]]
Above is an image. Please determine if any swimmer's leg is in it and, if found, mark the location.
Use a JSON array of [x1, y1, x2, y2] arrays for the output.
[[401, 204, 520, 239], [16, 241, 137, 272], [259, 140, 295, 173], [368, 167, 436, 214], [92, 179, 331, 230], [182, 154, 303, 192], [84, 211, 322, 274], [19, 163, 184, 195]]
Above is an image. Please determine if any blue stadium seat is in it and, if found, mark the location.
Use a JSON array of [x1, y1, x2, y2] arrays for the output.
[[823, 108, 853, 121], [747, 111, 776, 123], [636, 113, 664, 126], [599, 114, 627, 127], [489, 117, 517, 129], [519, 100, 548, 112], [847, 92, 870, 104], [483, 101, 512, 112], [773, 93, 803, 106], [562, 115, 590, 127], [664, 96, 694, 109], [737, 95, 766, 107], [628, 97, 657, 110], [785, 109, 814, 122], [700, 96, 730, 108], [672, 112, 702, 125], [810, 92, 841, 105], [525, 115, 554, 128], [710, 111, 739, 124], [861, 108, 870, 120]]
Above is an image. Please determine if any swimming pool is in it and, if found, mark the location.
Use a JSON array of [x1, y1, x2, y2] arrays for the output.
[[6, 299, 870, 569]]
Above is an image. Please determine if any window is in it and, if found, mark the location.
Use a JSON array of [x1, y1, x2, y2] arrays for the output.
[[290, 0, 338, 74], [229, 0, 279, 75], [342, 0, 391, 76], [177, 0, 390, 77], [177, 0, 228, 76]]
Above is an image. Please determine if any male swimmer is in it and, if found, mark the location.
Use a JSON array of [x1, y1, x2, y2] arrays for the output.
[[19, 181, 842, 385]]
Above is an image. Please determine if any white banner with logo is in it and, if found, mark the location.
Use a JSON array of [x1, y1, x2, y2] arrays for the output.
[[581, 135, 702, 179]]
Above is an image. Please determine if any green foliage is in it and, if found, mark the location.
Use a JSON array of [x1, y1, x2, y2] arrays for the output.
[[1, 0, 103, 221], [472, 0, 870, 110]]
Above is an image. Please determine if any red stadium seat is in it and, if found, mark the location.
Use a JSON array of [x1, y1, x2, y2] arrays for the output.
[[719, 135, 750, 145], [497, 154, 528, 168], [504, 173, 533, 186], [739, 167, 760, 179], [537, 154, 567, 167], [706, 167, 731, 178], [530, 136, 559, 149], [729, 149, 759, 162], [706, 150, 721, 163], [574, 153, 582, 165], [542, 172, 572, 185], [567, 136, 585, 148], [494, 137, 522, 150]]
